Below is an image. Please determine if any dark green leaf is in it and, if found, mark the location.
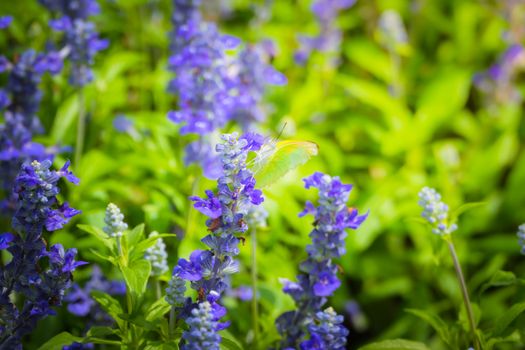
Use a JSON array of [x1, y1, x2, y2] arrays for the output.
[[37, 332, 83, 350]]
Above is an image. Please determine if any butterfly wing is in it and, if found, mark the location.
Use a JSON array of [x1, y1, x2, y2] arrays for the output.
[[254, 140, 319, 188]]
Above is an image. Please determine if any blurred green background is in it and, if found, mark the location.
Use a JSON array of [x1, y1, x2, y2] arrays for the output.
[[1, 0, 525, 348]]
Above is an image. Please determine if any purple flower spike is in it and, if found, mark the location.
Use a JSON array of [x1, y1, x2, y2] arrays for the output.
[[276, 173, 367, 348]]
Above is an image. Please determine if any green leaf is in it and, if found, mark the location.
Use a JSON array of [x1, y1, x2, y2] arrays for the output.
[[146, 297, 172, 322], [129, 233, 175, 262], [253, 140, 318, 188], [492, 302, 525, 337], [91, 291, 125, 330], [127, 223, 145, 247], [450, 201, 486, 221], [121, 259, 151, 296], [405, 309, 450, 345], [358, 339, 431, 350], [479, 270, 517, 295], [37, 332, 83, 350], [219, 330, 244, 350], [78, 224, 113, 250], [86, 326, 120, 338]]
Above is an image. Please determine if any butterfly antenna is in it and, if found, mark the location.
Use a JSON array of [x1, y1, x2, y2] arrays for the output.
[[277, 122, 287, 140]]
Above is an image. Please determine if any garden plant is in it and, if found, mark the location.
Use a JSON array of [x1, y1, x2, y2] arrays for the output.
[[1, 0, 525, 349]]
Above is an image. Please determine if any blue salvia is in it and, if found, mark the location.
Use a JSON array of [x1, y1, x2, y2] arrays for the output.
[[275, 172, 367, 348], [0, 160, 83, 349]]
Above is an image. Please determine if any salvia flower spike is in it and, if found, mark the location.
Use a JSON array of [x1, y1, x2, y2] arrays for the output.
[[144, 231, 169, 277], [276, 172, 368, 348], [418, 186, 457, 236], [0, 160, 82, 349]]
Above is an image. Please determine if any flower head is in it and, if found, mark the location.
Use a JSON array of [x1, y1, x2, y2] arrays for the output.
[[103, 203, 128, 238], [418, 187, 457, 236], [181, 301, 221, 350], [144, 231, 169, 277]]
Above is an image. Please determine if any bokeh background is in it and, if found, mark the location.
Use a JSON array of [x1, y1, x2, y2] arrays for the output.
[[1, 0, 525, 348]]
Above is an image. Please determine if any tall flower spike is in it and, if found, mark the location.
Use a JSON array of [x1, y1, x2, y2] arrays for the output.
[[103, 203, 127, 238], [418, 187, 457, 236], [517, 224, 525, 255], [0, 161, 82, 349], [276, 172, 367, 348], [170, 132, 263, 342], [0, 50, 64, 214], [144, 231, 169, 277]]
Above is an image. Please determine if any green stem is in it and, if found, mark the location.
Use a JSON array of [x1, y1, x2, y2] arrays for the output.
[[250, 227, 259, 348], [446, 237, 480, 350], [155, 279, 161, 300], [169, 307, 175, 338], [74, 88, 86, 167]]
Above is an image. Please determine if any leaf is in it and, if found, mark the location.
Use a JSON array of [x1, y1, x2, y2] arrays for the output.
[[219, 330, 244, 350], [121, 259, 151, 296], [405, 309, 450, 345], [78, 224, 113, 250], [127, 223, 145, 247], [492, 302, 525, 337], [450, 201, 486, 221], [86, 326, 120, 338], [479, 270, 517, 295], [146, 297, 172, 322], [129, 233, 175, 263], [91, 291, 125, 330], [37, 332, 83, 350], [253, 140, 318, 188], [358, 339, 431, 350]]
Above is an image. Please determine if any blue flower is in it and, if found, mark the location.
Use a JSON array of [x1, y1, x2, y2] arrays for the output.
[[276, 172, 366, 348], [39, 0, 107, 86], [0, 16, 13, 29], [181, 300, 221, 350], [0, 160, 83, 348]]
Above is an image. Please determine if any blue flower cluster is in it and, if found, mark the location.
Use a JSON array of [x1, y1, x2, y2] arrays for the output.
[[65, 265, 126, 324], [0, 50, 63, 213], [295, 0, 355, 64], [0, 160, 82, 349], [181, 291, 226, 350], [299, 307, 349, 350], [167, 1, 286, 179], [418, 187, 457, 236], [276, 172, 367, 349], [167, 133, 264, 345], [39, 0, 108, 86]]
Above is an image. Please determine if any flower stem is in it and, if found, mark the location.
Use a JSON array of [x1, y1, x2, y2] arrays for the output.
[[169, 307, 175, 338], [250, 227, 259, 348], [74, 88, 86, 167], [155, 279, 161, 300], [445, 237, 480, 350]]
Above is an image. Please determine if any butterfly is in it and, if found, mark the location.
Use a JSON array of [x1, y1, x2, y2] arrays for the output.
[[250, 137, 319, 188]]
